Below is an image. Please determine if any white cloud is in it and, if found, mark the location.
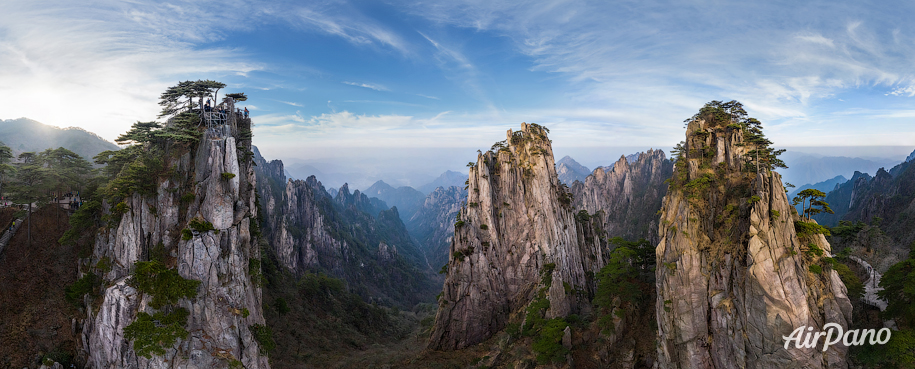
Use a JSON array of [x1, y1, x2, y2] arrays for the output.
[[0, 0, 263, 140], [278, 3, 409, 54], [403, 0, 915, 138], [343, 81, 390, 91], [888, 85, 915, 97]]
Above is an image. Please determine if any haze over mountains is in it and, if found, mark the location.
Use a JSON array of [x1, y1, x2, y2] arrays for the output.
[[0, 118, 118, 160]]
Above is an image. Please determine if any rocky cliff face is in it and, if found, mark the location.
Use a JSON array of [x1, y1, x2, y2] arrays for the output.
[[571, 149, 673, 245], [253, 150, 435, 307], [814, 158, 915, 274], [429, 123, 605, 350], [655, 117, 852, 368], [406, 185, 466, 271], [84, 109, 269, 368]]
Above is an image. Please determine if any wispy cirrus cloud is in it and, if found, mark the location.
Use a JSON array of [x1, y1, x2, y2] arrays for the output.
[[343, 81, 390, 91], [275, 100, 303, 107], [277, 2, 409, 54], [403, 0, 915, 146]]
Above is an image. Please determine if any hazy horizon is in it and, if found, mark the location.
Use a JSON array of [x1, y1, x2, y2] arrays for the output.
[[3, 1, 915, 162]]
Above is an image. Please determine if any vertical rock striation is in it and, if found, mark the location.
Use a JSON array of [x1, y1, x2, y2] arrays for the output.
[[407, 185, 466, 271], [655, 117, 852, 368], [430, 123, 604, 350], [571, 149, 673, 245], [84, 106, 270, 368], [253, 150, 435, 308]]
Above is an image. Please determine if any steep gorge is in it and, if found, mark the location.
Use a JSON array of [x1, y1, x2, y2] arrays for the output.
[[253, 149, 436, 308], [655, 111, 853, 368]]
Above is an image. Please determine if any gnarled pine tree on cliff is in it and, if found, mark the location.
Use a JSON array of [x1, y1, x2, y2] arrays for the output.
[[430, 123, 605, 351], [656, 101, 853, 369], [81, 81, 270, 368]]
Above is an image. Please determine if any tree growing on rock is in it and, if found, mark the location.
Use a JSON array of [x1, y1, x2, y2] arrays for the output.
[[793, 189, 833, 221], [158, 80, 226, 118]]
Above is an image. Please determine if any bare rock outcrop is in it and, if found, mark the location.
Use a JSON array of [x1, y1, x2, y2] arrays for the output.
[[83, 108, 270, 368], [571, 149, 673, 245], [253, 150, 435, 308], [655, 116, 852, 368], [407, 185, 466, 270], [429, 123, 605, 350]]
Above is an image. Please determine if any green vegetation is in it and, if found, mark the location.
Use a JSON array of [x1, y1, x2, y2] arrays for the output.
[[181, 228, 193, 241], [878, 246, 915, 328], [747, 195, 761, 205], [158, 79, 226, 118], [531, 318, 570, 364], [804, 243, 824, 257], [188, 217, 217, 233], [479, 223, 488, 230], [123, 260, 200, 357], [221, 172, 236, 180], [58, 199, 102, 246], [128, 260, 200, 309], [64, 273, 101, 306], [793, 189, 834, 220], [95, 256, 113, 273], [541, 263, 556, 287], [123, 309, 190, 358], [808, 264, 822, 274], [770, 209, 780, 222], [575, 210, 591, 223], [453, 247, 474, 262], [678, 100, 787, 172], [795, 220, 831, 237], [826, 258, 864, 299], [851, 243, 915, 367], [274, 298, 290, 315], [248, 258, 265, 287], [523, 293, 551, 333], [594, 238, 655, 334]]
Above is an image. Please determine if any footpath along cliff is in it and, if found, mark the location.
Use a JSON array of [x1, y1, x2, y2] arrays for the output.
[[655, 102, 853, 369]]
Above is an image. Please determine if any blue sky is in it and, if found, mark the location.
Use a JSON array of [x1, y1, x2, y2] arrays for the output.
[[2, 0, 915, 188]]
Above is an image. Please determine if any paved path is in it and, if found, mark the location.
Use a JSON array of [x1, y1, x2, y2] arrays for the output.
[[847, 255, 898, 328], [848, 255, 888, 310], [0, 215, 26, 256]]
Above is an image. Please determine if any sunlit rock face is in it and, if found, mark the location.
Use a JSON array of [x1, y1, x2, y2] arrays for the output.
[[429, 123, 605, 350], [84, 110, 270, 368], [571, 149, 673, 245], [655, 118, 852, 369]]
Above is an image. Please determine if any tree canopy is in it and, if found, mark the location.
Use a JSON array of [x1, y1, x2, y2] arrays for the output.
[[158, 80, 226, 118], [792, 189, 833, 220]]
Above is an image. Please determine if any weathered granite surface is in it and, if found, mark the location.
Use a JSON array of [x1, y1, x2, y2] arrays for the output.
[[655, 118, 852, 369], [429, 123, 605, 350], [83, 110, 269, 368]]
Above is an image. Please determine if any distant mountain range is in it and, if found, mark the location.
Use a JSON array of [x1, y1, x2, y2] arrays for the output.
[[787, 174, 847, 199], [556, 155, 591, 184], [779, 152, 898, 189], [0, 118, 118, 160], [418, 170, 467, 194], [362, 180, 427, 222]]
